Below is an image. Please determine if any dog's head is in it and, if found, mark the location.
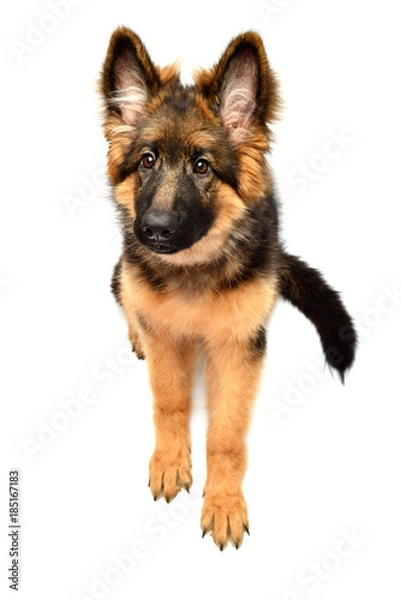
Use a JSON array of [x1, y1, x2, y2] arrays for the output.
[[100, 29, 280, 265]]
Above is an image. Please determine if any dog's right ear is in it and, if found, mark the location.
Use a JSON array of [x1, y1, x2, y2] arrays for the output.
[[100, 27, 161, 132], [195, 32, 281, 146]]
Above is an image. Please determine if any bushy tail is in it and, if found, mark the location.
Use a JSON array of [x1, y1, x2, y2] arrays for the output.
[[278, 251, 357, 382]]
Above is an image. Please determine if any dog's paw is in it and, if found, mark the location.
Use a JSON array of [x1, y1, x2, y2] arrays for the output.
[[201, 491, 250, 550], [149, 448, 192, 502]]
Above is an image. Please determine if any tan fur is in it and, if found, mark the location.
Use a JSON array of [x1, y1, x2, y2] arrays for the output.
[[120, 259, 278, 344], [202, 338, 265, 547], [118, 258, 278, 547], [237, 133, 273, 202], [113, 174, 138, 217]]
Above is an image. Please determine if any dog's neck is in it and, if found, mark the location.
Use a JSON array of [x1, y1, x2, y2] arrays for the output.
[[121, 191, 279, 295]]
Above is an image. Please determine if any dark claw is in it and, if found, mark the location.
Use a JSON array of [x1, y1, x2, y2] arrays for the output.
[[166, 498, 170, 504], [219, 544, 224, 551], [244, 524, 250, 536], [235, 543, 239, 550], [185, 485, 190, 494], [202, 529, 207, 538], [153, 495, 157, 501]]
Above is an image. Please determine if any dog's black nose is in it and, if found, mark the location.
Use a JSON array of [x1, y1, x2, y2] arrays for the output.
[[142, 209, 178, 242]]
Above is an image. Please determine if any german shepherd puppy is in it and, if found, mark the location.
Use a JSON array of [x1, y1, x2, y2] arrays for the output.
[[99, 28, 357, 550]]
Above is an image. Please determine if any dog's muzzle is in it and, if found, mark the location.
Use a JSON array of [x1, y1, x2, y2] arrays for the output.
[[138, 208, 179, 254]]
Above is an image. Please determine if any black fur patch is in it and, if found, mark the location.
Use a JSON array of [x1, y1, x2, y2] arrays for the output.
[[133, 166, 217, 254], [219, 192, 279, 289], [279, 251, 357, 381], [250, 327, 267, 356], [137, 313, 151, 333], [124, 245, 167, 291], [111, 258, 122, 304]]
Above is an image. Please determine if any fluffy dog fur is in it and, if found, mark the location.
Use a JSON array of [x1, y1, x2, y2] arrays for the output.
[[99, 28, 357, 550]]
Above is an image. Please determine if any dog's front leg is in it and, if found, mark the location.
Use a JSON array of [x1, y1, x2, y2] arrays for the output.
[[144, 331, 196, 503], [202, 332, 266, 549]]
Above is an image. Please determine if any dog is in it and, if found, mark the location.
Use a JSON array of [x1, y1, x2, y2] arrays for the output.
[[99, 28, 357, 550]]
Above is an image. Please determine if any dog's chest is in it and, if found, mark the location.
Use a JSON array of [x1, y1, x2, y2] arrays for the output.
[[128, 270, 279, 342]]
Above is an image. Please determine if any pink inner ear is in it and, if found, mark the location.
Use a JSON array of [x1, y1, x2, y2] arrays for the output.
[[221, 54, 258, 143], [111, 57, 148, 127]]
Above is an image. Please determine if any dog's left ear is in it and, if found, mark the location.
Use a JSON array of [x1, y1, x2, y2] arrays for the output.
[[99, 28, 179, 182], [100, 27, 162, 131], [196, 32, 281, 144]]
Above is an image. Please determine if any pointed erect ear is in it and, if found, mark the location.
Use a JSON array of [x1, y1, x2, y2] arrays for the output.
[[100, 27, 161, 128], [196, 32, 281, 144]]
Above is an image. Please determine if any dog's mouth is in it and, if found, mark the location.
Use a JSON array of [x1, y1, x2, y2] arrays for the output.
[[147, 243, 179, 255]]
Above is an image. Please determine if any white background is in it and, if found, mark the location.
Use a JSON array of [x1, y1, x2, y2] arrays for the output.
[[1, 1, 401, 598]]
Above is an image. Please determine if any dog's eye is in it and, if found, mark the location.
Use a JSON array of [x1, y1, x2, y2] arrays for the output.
[[193, 158, 209, 175], [141, 153, 156, 169]]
